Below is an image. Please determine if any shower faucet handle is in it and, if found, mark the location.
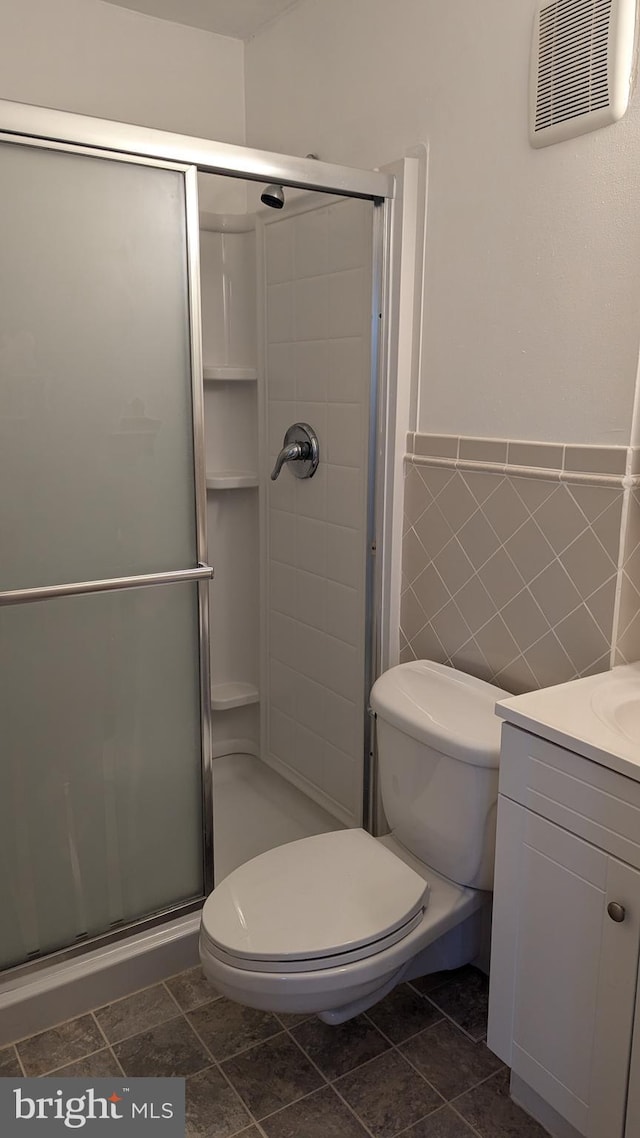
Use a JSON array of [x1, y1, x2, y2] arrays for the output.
[[270, 423, 319, 481], [271, 440, 308, 480]]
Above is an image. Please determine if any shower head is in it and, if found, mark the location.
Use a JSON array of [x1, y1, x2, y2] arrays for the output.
[[261, 183, 285, 209]]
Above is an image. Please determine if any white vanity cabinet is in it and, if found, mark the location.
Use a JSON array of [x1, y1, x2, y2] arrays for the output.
[[488, 721, 640, 1138]]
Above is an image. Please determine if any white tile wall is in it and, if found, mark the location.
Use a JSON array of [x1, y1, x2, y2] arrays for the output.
[[262, 197, 373, 825]]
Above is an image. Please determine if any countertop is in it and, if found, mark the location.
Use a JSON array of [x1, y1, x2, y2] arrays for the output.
[[496, 662, 640, 784]]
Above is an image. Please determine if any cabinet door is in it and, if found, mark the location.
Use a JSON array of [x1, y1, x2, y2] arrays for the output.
[[626, 979, 640, 1137], [488, 796, 640, 1138]]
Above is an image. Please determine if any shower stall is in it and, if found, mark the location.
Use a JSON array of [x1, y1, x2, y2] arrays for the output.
[[0, 99, 397, 1039]]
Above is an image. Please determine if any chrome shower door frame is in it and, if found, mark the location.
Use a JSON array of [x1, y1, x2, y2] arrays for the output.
[[0, 100, 396, 970]]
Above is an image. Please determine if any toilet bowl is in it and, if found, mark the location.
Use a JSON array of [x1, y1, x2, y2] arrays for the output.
[[200, 661, 509, 1023]]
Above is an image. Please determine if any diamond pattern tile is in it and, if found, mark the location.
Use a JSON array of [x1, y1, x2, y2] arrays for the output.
[[528, 561, 582, 628], [457, 510, 501, 571], [559, 529, 618, 600], [454, 576, 497, 631], [555, 605, 610, 671], [592, 497, 624, 555], [505, 519, 555, 582], [431, 601, 473, 657], [401, 460, 626, 691], [583, 578, 619, 641], [414, 502, 455, 562], [401, 588, 428, 642], [436, 473, 478, 531], [481, 479, 531, 543], [413, 564, 451, 621], [433, 538, 476, 594], [532, 487, 589, 555], [411, 622, 449, 664]]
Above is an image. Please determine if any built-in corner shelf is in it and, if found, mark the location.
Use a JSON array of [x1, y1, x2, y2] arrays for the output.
[[206, 472, 258, 491], [211, 682, 259, 711], [203, 366, 257, 382]]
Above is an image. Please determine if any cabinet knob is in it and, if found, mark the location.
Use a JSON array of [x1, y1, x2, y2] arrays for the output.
[[607, 902, 626, 923]]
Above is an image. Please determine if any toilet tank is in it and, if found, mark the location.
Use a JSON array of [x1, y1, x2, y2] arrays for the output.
[[370, 661, 510, 891]]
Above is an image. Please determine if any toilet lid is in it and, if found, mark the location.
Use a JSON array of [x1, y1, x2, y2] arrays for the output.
[[201, 829, 429, 965]]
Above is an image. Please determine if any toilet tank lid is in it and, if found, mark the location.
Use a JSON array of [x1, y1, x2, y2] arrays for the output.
[[370, 661, 510, 767]]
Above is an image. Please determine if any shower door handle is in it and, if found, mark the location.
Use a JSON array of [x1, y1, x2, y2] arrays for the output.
[[0, 564, 214, 607], [270, 423, 319, 481]]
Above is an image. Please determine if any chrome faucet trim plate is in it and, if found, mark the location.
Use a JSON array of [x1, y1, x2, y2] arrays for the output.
[[271, 422, 319, 480]]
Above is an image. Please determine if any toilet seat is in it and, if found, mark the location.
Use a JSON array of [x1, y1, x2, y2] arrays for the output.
[[201, 829, 429, 973]]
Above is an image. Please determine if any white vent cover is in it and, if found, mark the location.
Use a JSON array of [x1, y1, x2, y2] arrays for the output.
[[530, 0, 637, 147]]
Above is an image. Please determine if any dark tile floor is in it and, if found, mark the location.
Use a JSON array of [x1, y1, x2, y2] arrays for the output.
[[1, 964, 550, 1138]]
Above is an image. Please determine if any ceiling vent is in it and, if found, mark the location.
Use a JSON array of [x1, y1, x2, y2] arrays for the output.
[[530, 0, 637, 147]]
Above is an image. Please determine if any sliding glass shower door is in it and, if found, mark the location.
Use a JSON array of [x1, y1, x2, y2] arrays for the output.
[[0, 137, 211, 971]]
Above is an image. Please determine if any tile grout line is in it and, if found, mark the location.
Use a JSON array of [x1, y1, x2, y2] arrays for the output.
[[90, 1013, 127, 1079], [94, 1008, 193, 1050], [176, 1008, 218, 1069], [252, 1080, 378, 1136], [339, 1022, 449, 1135], [247, 1121, 269, 1138], [284, 1017, 380, 1080], [446, 1068, 507, 1138], [391, 1103, 478, 1138], [32, 1042, 113, 1079], [161, 980, 187, 1017], [276, 1024, 379, 1138], [13, 1045, 27, 1078], [10, 1006, 108, 1052], [110, 1046, 126, 1078], [417, 993, 491, 1045], [386, 1011, 502, 1106], [178, 1007, 271, 1133], [448, 1065, 507, 1101], [257, 983, 493, 1133], [390, 1036, 455, 1104], [360, 1007, 450, 1053], [326, 1080, 383, 1138], [449, 1064, 508, 1112], [404, 975, 491, 1041], [197, 1025, 285, 1066], [281, 1013, 460, 1137], [447, 1101, 492, 1138], [210, 1055, 263, 1133]]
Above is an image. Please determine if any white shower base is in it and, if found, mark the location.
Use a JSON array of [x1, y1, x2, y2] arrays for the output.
[[0, 751, 344, 1045], [213, 752, 345, 882]]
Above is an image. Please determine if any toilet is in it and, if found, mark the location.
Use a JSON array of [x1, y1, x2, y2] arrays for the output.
[[199, 660, 509, 1024]]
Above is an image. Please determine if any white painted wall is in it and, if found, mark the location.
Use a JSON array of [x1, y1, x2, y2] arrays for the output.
[[0, 0, 245, 142], [245, 0, 640, 445]]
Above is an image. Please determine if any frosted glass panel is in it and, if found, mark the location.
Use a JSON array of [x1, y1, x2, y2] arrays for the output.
[[0, 584, 203, 970], [0, 141, 197, 590]]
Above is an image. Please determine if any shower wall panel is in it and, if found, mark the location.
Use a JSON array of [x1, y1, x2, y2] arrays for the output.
[[261, 196, 373, 826]]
